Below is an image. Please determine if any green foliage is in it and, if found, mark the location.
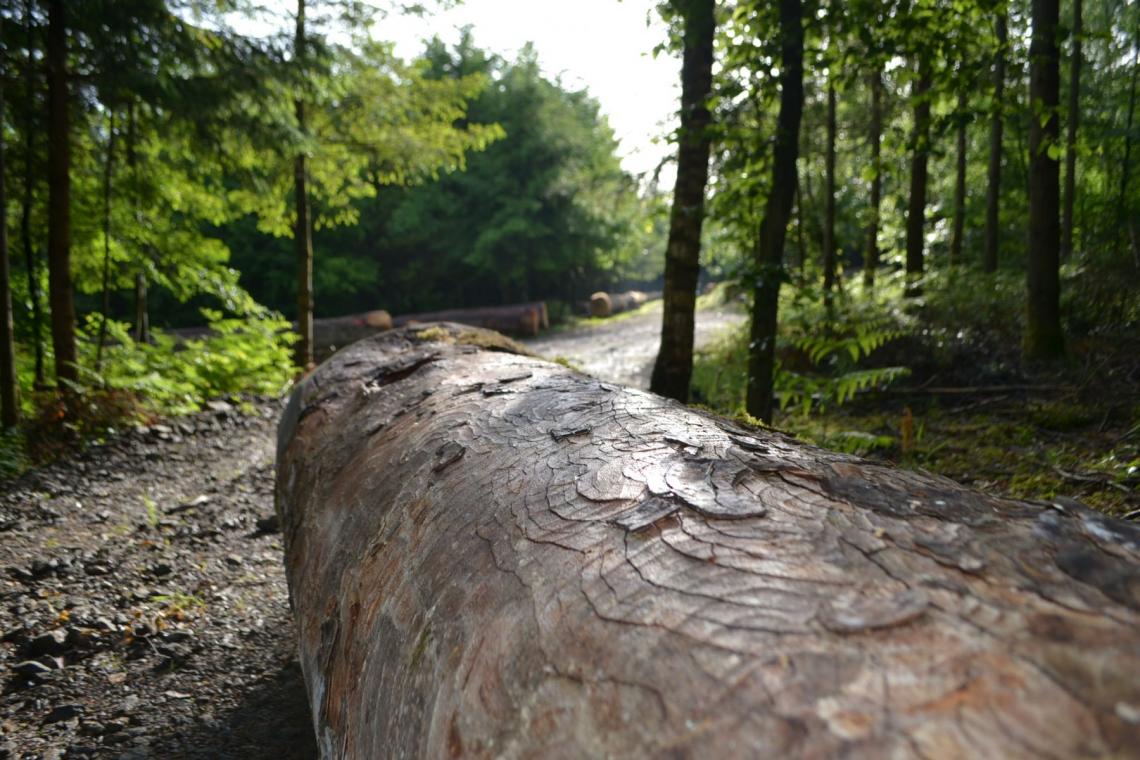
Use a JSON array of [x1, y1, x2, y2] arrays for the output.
[[73, 311, 296, 417], [691, 291, 911, 419], [777, 364, 912, 414], [255, 34, 659, 316]]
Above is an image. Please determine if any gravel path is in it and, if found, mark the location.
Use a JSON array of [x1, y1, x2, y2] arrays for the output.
[[523, 302, 745, 388], [0, 401, 315, 760]]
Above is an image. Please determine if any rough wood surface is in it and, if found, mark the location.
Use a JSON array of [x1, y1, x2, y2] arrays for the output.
[[276, 324, 1140, 759], [392, 303, 548, 338]]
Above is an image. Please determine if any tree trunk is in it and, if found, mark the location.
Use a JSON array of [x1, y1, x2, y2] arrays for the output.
[[649, 0, 715, 403], [277, 324, 1140, 759], [950, 90, 968, 267], [46, 0, 77, 385], [1060, 0, 1081, 261], [95, 112, 116, 371], [983, 13, 1007, 274], [134, 274, 149, 343], [904, 58, 932, 297], [823, 79, 837, 296], [294, 0, 314, 369], [1025, 0, 1065, 360], [126, 103, 149, 344], [796, 174, 807, 279], [864, 67, 882, 288], [746, 0, 803, 423], [0, 58, 20, 427], [22, 0, 45, 388], [1117, 35, 1139, 241]]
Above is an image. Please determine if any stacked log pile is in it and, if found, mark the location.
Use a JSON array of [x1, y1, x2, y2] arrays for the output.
[[393, 302, 548, 338], [312, 310, 392, 360], [586, 290, 657, 318], [276, 323, 1140, 758]]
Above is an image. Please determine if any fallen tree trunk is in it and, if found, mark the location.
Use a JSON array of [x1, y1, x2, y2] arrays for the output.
[[392, 302, 547, 338], [276, 324, 1140, 759], [587, 290, 656, 318]]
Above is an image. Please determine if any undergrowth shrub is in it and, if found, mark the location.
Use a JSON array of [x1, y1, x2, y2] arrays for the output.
[[691, 290, 910, 418], [1, 309, 297, 474], [76, 309, 297, 416]]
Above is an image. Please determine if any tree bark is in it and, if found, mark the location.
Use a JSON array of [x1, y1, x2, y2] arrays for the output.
[[277, 324, 1140, 759], [746, 0, 803, 423], [904, 58, 932, 297], [22, 0, 45, 388], [95, 112, 116, 371], [46, 0, 77, 385], [294, 0, 314, 369], [126, 100, 149, 345], [796, 174, 807, 279], [823, 79, 837, 296], [983, 13, 1007, 274], [0, 53, 21, 427], [1025, 0, 1065, 360], [864, 67, 882, 288], [1060, 0, 1081, 261], [1117, 35, 1139, 242], [950, 90, 968, 267], [649, 0, 715, 403]]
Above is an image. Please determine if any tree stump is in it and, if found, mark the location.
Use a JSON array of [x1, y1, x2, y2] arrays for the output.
[[276, 324, 1140, 758]]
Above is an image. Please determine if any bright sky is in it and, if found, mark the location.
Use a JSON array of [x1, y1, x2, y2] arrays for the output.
[[381, 0, 680, 180]]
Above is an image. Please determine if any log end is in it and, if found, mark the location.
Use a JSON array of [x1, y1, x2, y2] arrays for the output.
[[588, 291, 612, 318]]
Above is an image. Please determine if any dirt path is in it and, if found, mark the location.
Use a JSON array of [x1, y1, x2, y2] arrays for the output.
[[523, 302, 744, 388], [0, 401, 315, 760]]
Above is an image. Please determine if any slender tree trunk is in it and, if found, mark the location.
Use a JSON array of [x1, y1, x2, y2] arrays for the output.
[[46, 0, 77, 385], [134, 274, 148, 342], [823, 79, 837, 297], [126, 101, 149, 344], [904, 58, 933, 297], [1117, 36, 1139, 241], [22, 0, 45, 388], [0, 53, 21, 427], [746, 0, 803, 423], [1060, 0, 1081, 260], [294, 0, 315, 369], [950, 90, 968, 267], [95, 112, 116, 371], [864, 67, 882, 288], [983, 13, 1007, 273], [796, 176, 806, 279], [1025, 0, 1064, 360], [649, 0, 715, 402]]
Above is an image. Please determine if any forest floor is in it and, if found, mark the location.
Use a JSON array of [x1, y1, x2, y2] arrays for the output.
[[0, 401, 316, 759], [779, 338, 1140, 519], [0, 305, 1134, 758]]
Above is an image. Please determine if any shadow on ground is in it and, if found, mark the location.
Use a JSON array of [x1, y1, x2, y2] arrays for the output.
[[147, 659, 317, 760]]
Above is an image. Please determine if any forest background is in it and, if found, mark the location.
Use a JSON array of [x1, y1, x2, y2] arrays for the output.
[[0, 0, 1136, 515]]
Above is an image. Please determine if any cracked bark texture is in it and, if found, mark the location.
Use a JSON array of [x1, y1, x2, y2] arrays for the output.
[[276, 324, 1140, 759]]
